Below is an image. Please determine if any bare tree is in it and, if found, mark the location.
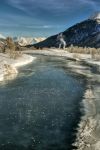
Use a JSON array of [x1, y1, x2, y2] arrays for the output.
[[6, 37, 15, 58]]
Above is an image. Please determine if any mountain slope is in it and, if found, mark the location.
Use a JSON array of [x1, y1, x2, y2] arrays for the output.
[[0, 34, 5, 40], [32, 18, 100, 48]]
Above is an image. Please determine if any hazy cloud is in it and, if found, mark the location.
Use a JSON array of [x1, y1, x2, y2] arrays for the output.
[[2, 0, 100, 21]]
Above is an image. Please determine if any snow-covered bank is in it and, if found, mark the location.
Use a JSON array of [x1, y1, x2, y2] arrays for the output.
[[0, 53, 36, 82], [23, 49, 100, 67], [23, 49, 100, 78], [74, 81, 100, 150], [23, 49, 90, 59], [23, 49, 76, 60]]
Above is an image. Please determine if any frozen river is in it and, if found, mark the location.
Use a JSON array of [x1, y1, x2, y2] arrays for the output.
[[0, 55, 86, 150]]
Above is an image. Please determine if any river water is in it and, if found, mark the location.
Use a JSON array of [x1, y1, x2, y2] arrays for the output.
[[0, 56, 86, 150]]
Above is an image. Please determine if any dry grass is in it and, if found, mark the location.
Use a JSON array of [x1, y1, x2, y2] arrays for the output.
[[72, 53, 81, 59], [5, 49, 22, 59], [66, 45, 100, 60]]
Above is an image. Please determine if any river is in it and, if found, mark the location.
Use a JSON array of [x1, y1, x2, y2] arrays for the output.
[[0, 55, 86, 150]]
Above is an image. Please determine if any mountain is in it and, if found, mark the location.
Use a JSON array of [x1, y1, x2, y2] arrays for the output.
[[33, 37, 46, 43], [14, 37, 46, 46], [32, 13, 100, 48], [0, 34, 5, 39], [17, 37, 34, 46], [89, 12, 100, 22]]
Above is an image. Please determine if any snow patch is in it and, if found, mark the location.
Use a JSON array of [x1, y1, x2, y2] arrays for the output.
[[90, 12, 100, 20]]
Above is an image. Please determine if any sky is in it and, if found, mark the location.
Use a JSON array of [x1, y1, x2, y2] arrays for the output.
[[0, 0, 100, 37]]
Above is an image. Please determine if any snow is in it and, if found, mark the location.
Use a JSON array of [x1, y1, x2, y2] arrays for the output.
[[0, 53, 36, 82], [0, 34, 5, 39], [16, 37, 46, 46], [18, 37, 34, 46], [90, 12, 100, 20], [23, 49, 91, 60]]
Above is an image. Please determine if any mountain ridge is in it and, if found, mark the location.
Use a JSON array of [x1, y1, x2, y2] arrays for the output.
[[31, 18, 100, 48], [13, 37, 46, 46]]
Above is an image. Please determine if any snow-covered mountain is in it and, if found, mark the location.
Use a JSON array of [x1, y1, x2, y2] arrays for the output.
[[14, 37, 46, 46], [33, 37, 46, 43], [17, 37, 34, 46], [0, 34, 5, 39], [90, 12, 100, 21], [32, 13, 100, 48]]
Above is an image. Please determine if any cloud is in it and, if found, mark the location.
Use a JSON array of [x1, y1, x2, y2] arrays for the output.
[[2, 0, 100, 23], [80, 0, 100, 10], [5, 0, 100, 17], [6, 0, 67, 13], [24, 25, 54, 29], [6, 0, 27, 11], [18, 24, 63, 29]]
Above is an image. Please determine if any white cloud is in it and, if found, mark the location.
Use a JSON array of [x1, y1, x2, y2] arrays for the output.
[[7, 0, 26, 11]]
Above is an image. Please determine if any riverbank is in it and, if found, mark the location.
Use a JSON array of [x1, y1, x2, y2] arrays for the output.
[[23, 49, 100, 150], [23, 49, 100, 77], [0, 53, 36, 81], [23, 48, 99, 62], [74, 82, 100, 150]]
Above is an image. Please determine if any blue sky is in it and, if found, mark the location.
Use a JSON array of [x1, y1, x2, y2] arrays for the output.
[[0, 0, 100, 37]]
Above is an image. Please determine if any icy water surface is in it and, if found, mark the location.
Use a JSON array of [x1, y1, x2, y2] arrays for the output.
[[0, 56, 86, 150]]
